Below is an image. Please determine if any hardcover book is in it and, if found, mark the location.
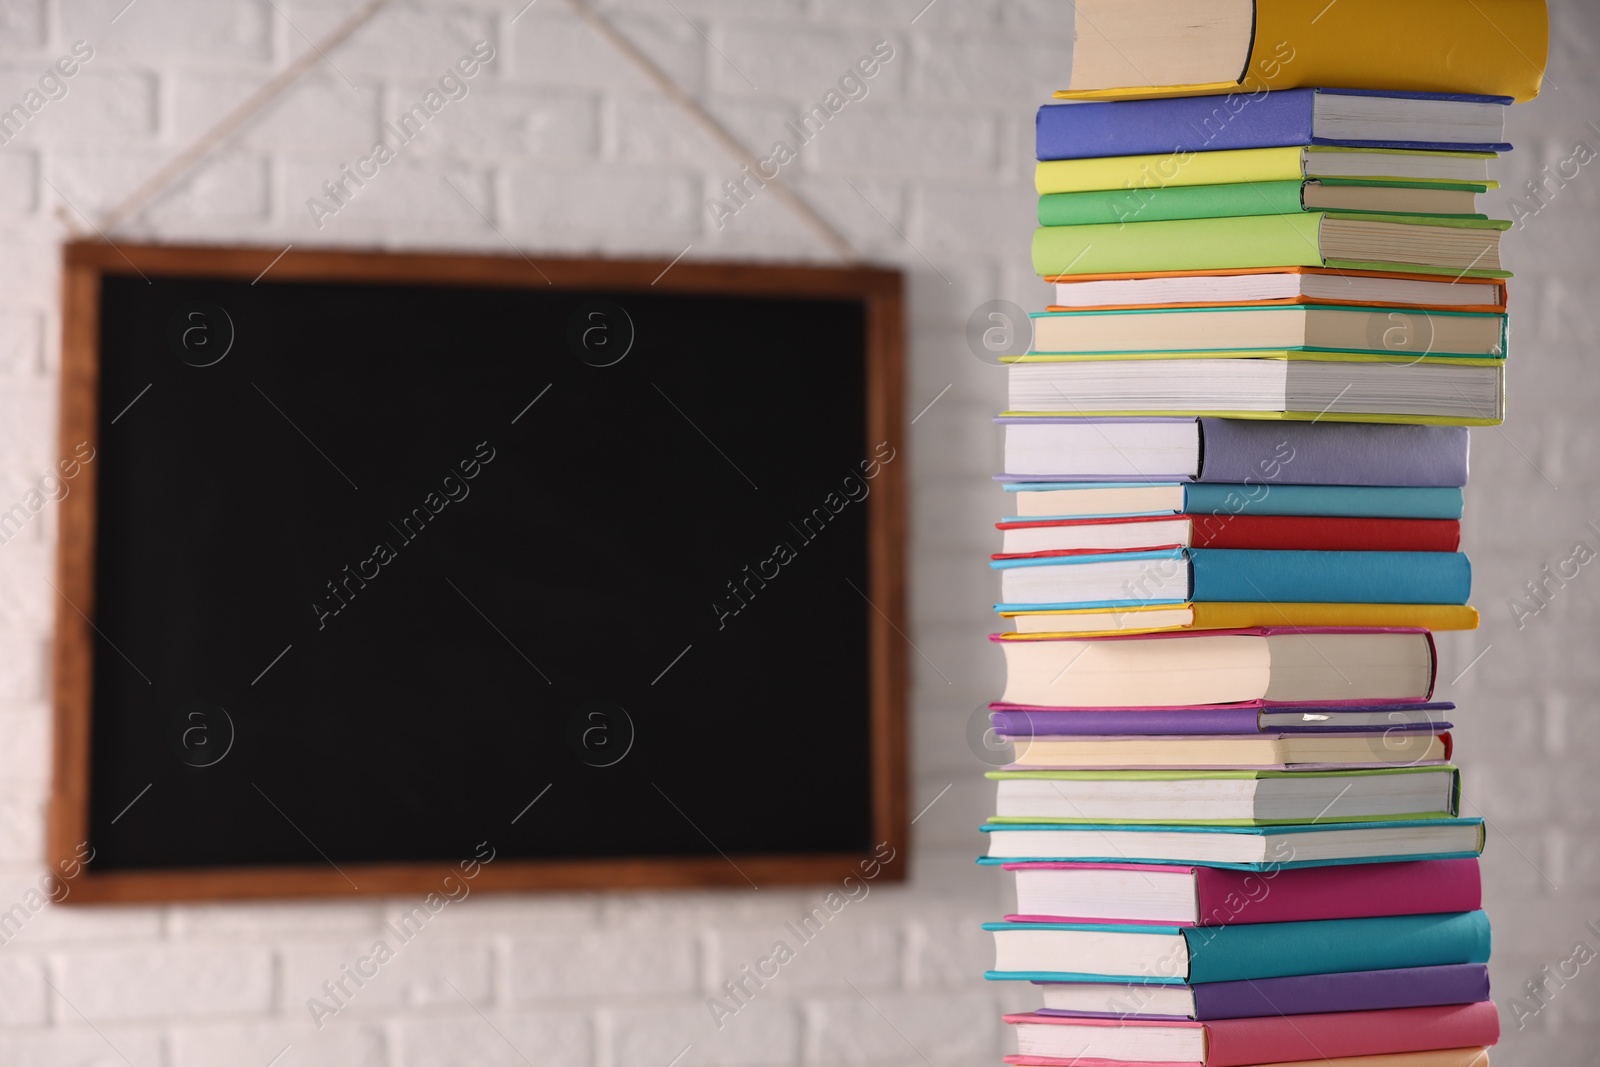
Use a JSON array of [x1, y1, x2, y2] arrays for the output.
[[1002, 857, 1481, 925], [987, 701, 1456, 736], [995, 603, 1479, 638], [987, 765, 1461, 824], [1036, 90, 1511, 160], [1058, 0, 1547, 103], [1002, 1001, 1500, 1065], [985, 910, 1493, 983], [1004, 483, 1467, 521], [979, 817, 1487, 869], [998, 418, 1470, 486], [1032, 213, 1512, 278], [1034, 964, 1492, 1020], [1038, 180, 1488, 227], [993, 549, 1473, 609], [995, 628, 1438, 707]]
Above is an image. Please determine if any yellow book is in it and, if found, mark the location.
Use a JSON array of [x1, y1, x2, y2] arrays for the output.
[[1060, 0, 1547, 103], [1036, 147, 1498, 197], [997, 602, 1480, 639]]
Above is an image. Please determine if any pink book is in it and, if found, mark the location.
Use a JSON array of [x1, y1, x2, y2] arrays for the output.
[[1003, 1001, 1500, 1066], [1002, 858, 1481, 926]]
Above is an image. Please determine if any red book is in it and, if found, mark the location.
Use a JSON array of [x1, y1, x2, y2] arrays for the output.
[[1004, 1001, 1500, 1066], [995, 514, 1460, 558]]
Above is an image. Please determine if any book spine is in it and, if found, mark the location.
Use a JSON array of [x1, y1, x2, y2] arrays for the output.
[[1035, 147, 1307, 196], [1038, 182, 1306, 227], [1182, 910, 1492, 984], [1182, 484, 1466, 521], [1191, 858, 1482, 926], [1189, 515, 1462, 553], [1196, 419, 1471, 487], [1187, 549, 1473, 605], [1190, 963, 1491, 1019], [1033, 215, 1325, 277], [1203, 1001, 1502, 1067], [1035, 93, 1315, 161]]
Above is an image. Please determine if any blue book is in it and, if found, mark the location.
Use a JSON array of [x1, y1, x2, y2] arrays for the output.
[[985, 911, 1492, 984], [992, 549, 1472, 610], [1036, 89, 1512, 161], [1003, 482, 1465, 521]]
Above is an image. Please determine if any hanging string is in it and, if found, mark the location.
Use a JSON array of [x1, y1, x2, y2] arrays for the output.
[[561, 0, 859, 262], [95, 0, 393, 234], [91, 0, 858, 262]]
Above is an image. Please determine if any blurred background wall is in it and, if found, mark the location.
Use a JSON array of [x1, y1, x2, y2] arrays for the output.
[[0, 0, 1595, 1064]]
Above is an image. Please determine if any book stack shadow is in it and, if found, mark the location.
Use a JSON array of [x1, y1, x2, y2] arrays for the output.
[[982, 4, 1548, 1067]]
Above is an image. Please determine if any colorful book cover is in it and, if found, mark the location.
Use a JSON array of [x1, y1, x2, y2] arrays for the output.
[[1031, 213, 1512, 278], [1002, 482, 1468, 520], [984, 910, 1493, 983], [1001, 858, 1481, 926], [1045, 267, 1509, 313], [1001, 1001, 1500, 1066], [1032, 964, 1493, 1020], [994, 603, 1479, 637], [1037, 180, 1490, 226], [993, 515, 1462, 556], [1035, 149, 1501, 196], [1056, 0, 1548, 102], [986, 765, 1462, 825], [1036, 90, 1513, 160], [992, 548, 1473, 607], [979, 817, 1488, 870]]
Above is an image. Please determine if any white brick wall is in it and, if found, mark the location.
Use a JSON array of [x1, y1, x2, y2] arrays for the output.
[[0, 0, 1594, 1063]]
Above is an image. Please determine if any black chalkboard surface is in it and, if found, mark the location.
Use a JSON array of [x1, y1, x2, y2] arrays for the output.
[[54, 244, 906, 902]]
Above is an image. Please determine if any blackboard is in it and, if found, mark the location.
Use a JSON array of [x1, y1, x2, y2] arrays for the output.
[[52, 243, 905, 902]]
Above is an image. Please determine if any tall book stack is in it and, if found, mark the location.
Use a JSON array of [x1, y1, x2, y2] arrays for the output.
[[981, 3, 1549, 1067]]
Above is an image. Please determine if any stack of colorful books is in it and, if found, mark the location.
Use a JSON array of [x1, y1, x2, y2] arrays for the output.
[[981, 3, 1549, 1066]]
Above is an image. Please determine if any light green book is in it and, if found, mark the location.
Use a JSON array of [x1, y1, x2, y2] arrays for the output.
[[1038, 179, 1489, 228], [1033, 213, 1512, 279]]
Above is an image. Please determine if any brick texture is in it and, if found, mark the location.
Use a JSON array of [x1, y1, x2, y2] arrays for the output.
[[0, 1, 1595, 1064]]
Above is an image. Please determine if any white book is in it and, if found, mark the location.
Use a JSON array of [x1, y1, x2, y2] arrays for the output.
[[998, 631, 1436, 707], [1005, 359, 1503, 421], [982, 820, 1485, 866], [991, 767, 1457, 823], [1052, 272, 1505, 312], [1028, 306, 1505, 357]]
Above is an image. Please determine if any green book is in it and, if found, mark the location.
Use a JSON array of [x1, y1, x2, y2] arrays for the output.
[[1038, 179, 1489, 227], [1032, 213, 1512, 279]]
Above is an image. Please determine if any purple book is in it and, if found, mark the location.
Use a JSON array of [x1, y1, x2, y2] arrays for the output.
[[1034, 964, 1491, 1021], [1036, 89, 1511, 161], [997, 417, 1471, 487], [990, 702, 1455, 737]]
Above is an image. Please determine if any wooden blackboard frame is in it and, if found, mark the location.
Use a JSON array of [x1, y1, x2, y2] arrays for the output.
[[51, 241, 907, 903]]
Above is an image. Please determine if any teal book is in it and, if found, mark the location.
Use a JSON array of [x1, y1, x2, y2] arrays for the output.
[[992, 548, 1472, 609], [986, 910, 1492, 984]]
